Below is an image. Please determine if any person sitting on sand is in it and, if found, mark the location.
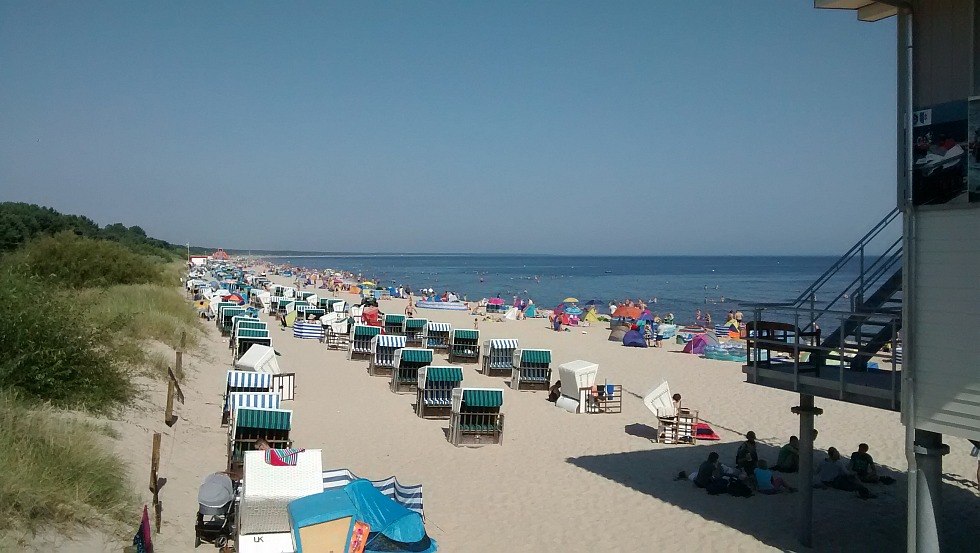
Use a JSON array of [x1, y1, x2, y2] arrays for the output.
[[815, 447, 875, 499], [754, 460, 796, 494], [693, 452, 728, 494], [547, 381, 561, 402], [255, 438, 271, 451], [849, 443, 879, 483], [735, 431, 760, 475], [772, 436, 800, 473]]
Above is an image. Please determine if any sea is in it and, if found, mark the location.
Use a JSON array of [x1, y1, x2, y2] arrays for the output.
[[272, 255, 856, 325]]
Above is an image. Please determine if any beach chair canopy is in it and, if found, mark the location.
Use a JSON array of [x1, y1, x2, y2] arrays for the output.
[[557, 360, 599, 396], [643, 381, 673, 418], [384, 314, 406, 325], [518, 349, 552, 365], [426, 322, 451, 332], [235, 407, 292, 430], [420, 366, 463, 385], [397, 348, 433, 364], [353, 325, 382, 338], [404, 318, 428, 330], [227, 370, 272, 390], [452, 329, 479, 341], [235, 344, 281, 374], [227, 391, 281, 414], [452, 387, 504, 412], [375, 334, 407, 348], [488, 339, 518, 349]]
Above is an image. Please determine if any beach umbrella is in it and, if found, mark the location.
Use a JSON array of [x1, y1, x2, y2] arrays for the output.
[[223, 293, 245, 304], [488, 297, 505, 305], [613, 305, 641, 319], [361, 281, 376, 286], [564, 305, 583, 315], [563, 297, 579, 303], [583, 299, 603, 307]]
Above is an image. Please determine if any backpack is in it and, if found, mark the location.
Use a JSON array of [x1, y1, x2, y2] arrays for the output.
[[727, 479, 753, 498]]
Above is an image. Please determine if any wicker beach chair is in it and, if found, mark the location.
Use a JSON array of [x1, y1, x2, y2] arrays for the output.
[[238, 449, 322, 546], [423, 322, 451, 351], [348, 324, 381, 360], [643, 381, 698, 444], [369, 334, 407, 377], [449, 387, 504, 446], [482, 338, 518, 376], [227, 407, 293, 472], [449, 329, 480, 364], [391, 348, 433, 394], [222, 370, 273, 426], [416, 366, 463, 419], [510, 348, 553, 391], [383, 313, 406, 336], [403, 317, 428, 346]]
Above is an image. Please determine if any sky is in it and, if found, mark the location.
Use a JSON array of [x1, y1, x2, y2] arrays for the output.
[[0, 1, 898, 255]]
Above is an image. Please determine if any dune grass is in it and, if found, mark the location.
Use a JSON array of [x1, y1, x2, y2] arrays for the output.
[[0, 392, 136, 541]]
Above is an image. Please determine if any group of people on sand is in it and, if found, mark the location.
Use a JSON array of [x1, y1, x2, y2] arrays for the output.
[[688, 431, 892, 499]]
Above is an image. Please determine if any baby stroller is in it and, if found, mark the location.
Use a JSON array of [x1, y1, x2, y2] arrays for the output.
[[195, 472, 236, 548]]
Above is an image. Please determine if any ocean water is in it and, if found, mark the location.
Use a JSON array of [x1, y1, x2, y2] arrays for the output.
[[274, 255, 856, 325]]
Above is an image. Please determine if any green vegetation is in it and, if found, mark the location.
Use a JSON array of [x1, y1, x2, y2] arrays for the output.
[[0, 204, 206, 542], [0, 391, 136, 538]]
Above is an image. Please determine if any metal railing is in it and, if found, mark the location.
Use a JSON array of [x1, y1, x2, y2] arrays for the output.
[[745, 305, 902, 410]]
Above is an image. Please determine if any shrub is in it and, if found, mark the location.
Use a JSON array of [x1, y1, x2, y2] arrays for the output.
[[9, 232, 165, 288], [0, 270, 131, 411], [0, 392, 135, 537]]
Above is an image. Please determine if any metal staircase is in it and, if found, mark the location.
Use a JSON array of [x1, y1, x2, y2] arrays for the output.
[[793, 208, 903, 371]]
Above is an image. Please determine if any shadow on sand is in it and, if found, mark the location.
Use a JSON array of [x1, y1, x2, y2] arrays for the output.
[[567, 438, 978, 551]]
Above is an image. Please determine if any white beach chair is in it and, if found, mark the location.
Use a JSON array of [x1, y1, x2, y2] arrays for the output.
[[238, 449, 323, 545], [643, 381, 698, 444], [482, 338, 517, 376], [370, 334, 407, 376]]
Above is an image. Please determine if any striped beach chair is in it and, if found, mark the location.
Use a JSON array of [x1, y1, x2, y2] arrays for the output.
[[383, 313, 406, 335], [234, 328, 272, 360], [348, 324, 381, 360], [321, 468, 424, 517], [416, 366, 463, 419], [482, 338, 517, 376], [369, 334, 407, 377], [424, 322, 451, 351], [223, 370, 273, 425], [511, 348, 553, 391], [403, 318, 428, 346], [228, 408, 293, 471], [220, 307, 247, 336], [449, 329, 480, 364], [714, 324, 730, 338], [449, 388, 504, 447], [391, 348, 433, 394], [230, 315, 263, 348]]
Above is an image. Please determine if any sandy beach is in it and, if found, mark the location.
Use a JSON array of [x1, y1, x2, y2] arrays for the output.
[[41, 270, 979, 553]]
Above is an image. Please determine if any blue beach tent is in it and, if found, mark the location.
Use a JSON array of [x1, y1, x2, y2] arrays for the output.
[[622, 329, 647, 348], [289, 479, 437, 553]]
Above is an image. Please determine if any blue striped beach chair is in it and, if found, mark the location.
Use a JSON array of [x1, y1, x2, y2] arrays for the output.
[[391, 348, 433, 394], [348, 324, 381, 360], [383, 313, 406, 335], [222, 370, 273, 426], [415, 366, 463, 419], [369, 334, 407, 376], [449, 388, 504, 447], [482, 338, 518, 376], [510, 348, 553, 391], [403, 318, 428, 346], [449, 329, 480, 364], [227, 407, 292, 471], [714, 324, 730, 338], [424, 322, 452, 351], [321, 468, 425, 517], [226, 391, 281, 421]]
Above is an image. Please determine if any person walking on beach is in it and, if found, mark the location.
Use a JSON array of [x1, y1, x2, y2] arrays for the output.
[[405, 296, 416, 318]]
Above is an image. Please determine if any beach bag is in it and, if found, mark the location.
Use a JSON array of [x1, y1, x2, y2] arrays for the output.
[[727, 479, 753, 498]]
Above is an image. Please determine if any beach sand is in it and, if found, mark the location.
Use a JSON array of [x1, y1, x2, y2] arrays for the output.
[[33, 273, 979, 552]]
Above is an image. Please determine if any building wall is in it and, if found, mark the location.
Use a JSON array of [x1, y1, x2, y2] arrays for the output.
[[907, 0, 980, 441]]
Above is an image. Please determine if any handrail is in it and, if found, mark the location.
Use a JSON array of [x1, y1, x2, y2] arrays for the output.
[[792, 207, 900, 308]]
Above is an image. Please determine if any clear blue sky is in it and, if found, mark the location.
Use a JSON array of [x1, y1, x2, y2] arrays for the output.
[[0, 1, 897, 254]]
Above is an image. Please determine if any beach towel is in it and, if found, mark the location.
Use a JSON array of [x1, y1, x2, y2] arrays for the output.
[[265, 448, 305, 466], [132, 505, 153, 553], [695, 423, 720, 441]]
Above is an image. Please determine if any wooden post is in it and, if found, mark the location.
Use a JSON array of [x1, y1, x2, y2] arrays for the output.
[[149, 433, 161, 532], [165, 379, 175, 426]]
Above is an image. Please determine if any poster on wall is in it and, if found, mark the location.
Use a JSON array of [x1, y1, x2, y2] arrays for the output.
[[911, 99, 967, 206], [968, 97, 980, 202]]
